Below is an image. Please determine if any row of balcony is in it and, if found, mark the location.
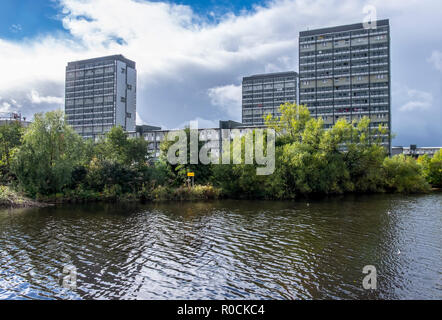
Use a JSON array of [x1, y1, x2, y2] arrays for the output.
[[299, 30, 388, 44]]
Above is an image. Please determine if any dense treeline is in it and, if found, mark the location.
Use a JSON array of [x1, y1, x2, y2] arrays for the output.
[[0, 105, 440, 204], [211, 103, 436, 198]]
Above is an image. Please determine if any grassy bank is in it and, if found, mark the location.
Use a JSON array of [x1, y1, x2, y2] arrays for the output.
[[2, 183, 440, 208], [0, 186, 47, 208], [150, 185, 221, 201], [32, 185, 222, 204]]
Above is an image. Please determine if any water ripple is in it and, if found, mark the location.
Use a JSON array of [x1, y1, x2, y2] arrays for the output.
[[0, 194, 441, 299]]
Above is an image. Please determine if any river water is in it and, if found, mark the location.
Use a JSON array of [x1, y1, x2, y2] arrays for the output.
[[0, 193, 440, 300]]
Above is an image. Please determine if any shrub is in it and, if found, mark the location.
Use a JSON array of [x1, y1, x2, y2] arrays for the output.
[[151, 185, 221, 201], [382, 155, 430, 193], [418, 151, 442, 187], [103, 184, 123, 201]]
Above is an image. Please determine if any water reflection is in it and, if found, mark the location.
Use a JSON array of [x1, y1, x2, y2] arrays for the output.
[[0, 194, 441, 299]]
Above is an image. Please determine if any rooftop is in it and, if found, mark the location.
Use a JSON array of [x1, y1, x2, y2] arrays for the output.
[[300, 19, 389, 37], [67, 54, 136, 69], [243, 71, 298, 81]]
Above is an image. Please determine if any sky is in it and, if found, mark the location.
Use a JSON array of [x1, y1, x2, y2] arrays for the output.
[[0, 0, 441, 146]]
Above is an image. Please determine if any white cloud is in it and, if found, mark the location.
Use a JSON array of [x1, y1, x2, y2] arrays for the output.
[[207, 84, 241, 120], [0, 102, 13, 113], [428, 50, 442, 72], [28, 89, 64, 105], [136, 112, 147, 125], [0, 98, 22, 113], [9, 24, 22, 33], [0, 0, 441, 145], [399, 89, 433, 112]]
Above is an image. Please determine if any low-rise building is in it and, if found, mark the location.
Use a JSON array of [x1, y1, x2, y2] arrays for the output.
[[138, 121, 266, 161], [392, 145, 441, 158], [0, 112, 32, 127]]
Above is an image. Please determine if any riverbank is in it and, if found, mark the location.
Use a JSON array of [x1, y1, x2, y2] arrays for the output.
[[30, 185, 222, 205], [3, 183, 439, 209], [0, 186, 47, 208]]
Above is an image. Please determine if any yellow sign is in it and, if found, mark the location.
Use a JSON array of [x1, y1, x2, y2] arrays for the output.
[[187, 172, 195, 177]]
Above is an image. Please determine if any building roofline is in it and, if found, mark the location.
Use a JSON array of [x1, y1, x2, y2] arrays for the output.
[[393, 146, 442, 149], [67, 54, 136, 69], [299, 19, 389, 37], [243, 71, 298, 81]]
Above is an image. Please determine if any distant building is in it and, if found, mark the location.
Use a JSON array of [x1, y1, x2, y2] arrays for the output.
[[299, 19, 391, 151], [242, 71, 298, 126], [0, 112, 31, 127], [392, 145, 441, 158], [137, 121, 266, 160], [65, 55, 136, 139]]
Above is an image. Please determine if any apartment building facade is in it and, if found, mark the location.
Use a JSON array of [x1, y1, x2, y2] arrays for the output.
[[298, 19, 391, 150], [242, 71, 298, 125], [65, 55, 136, 139]]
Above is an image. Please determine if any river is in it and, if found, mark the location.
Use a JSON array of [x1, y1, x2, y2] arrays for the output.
[[0, 193, 441, 299]]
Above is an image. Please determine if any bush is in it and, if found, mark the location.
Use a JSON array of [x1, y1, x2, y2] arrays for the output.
[[382, 155, 430, 193], [103, 184, 123, 201], [418, 151, 442, 187], [151, 185, 221, 201], [11, 111, 85, 196], [151, 185, 172, 201]]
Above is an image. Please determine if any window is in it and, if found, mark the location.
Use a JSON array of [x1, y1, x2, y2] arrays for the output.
[[127, 84, 132, 90], [126, 112, 131, 118], [121, 97, 126, 102], [121, 68, 126, 74]]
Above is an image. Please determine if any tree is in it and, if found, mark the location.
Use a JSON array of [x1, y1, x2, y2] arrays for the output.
[[418, 150, 442, 187], [93, 126, 149, 166], [159, 127, 213, 186], [264, 102, 311, 145], [211, 129, 275, 198], [382, 155, 430, 193], [0, 121, 23, 183], [11, 110, 85, 195], [341, 117, 387, 192]]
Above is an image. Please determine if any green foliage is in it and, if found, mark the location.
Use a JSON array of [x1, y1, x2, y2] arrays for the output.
[[2, 106, 433, 204], [11, 110, 85, 195], [0, 121, 23, 183], [382, 155, 430, 193], [151, 185, 221, 201], [418, 150, 442, 187], [264, 102, 311, 144], [159, 127, 213, 186], [342, 117, 387, 192], [213, 102, 425, 199], [211, 128, 276, 198], [93, 126, 149, 165]]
